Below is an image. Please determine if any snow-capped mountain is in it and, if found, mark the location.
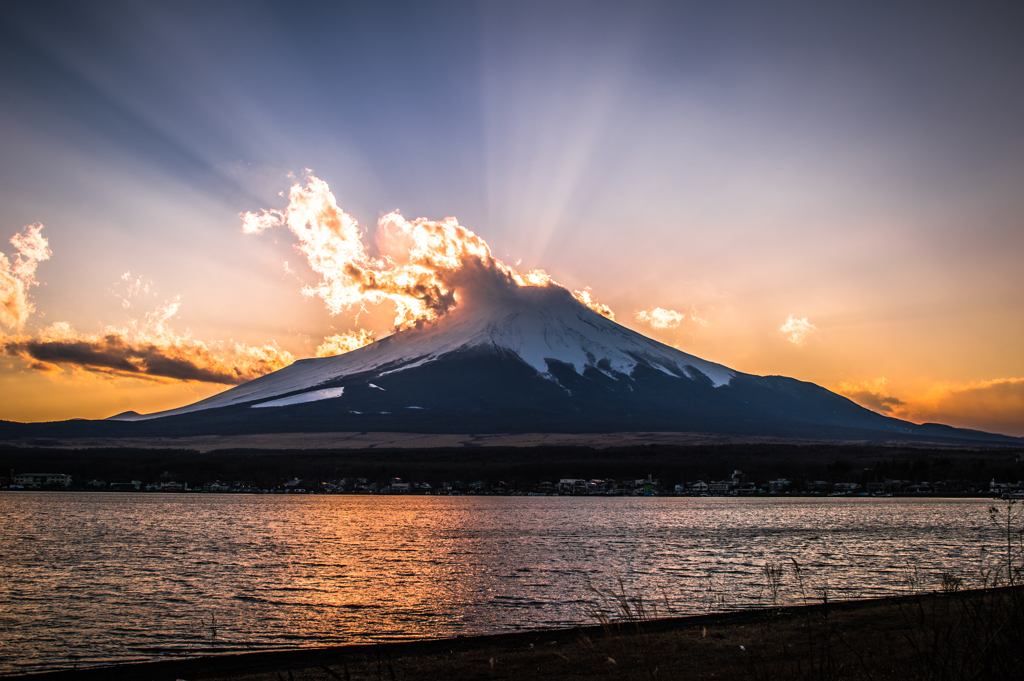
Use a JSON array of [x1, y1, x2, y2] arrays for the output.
[[116, 285, 733, 421], [91, 284, 1018, 445]]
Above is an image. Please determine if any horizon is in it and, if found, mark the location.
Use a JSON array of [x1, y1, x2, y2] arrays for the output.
[[1, 1, 1022, 436]]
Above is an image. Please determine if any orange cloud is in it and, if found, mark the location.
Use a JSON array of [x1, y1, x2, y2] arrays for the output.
[[915, 378, 1024, 437], [315, 329, 376, 357], [836, 378, 906, 415], [3, 322, 294, 385], [3, 286, 294, 386], [0, 224, 51, 330], [573, 288, 615, 319], [242, 174, 615, 328], [26, 360, 62, 374], [837, 376, 1024, 437]]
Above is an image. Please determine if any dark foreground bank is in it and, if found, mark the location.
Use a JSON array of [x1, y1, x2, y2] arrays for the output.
[[16, 586, 1024, 681]]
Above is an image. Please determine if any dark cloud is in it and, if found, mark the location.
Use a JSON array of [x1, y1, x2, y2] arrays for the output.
[[26, 359, 61, 374], [843, 389, 906, 415], [4, 334, 251, 384]]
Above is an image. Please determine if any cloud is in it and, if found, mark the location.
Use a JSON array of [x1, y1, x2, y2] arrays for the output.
[[916, 378, 1024, 436], [26, 360, 62, 374], [242, 173, 616, 328], [836, 378, 906, 415], [780, 315, 818, 345], [315, 329, 376, 357], [0, 224, 52, 330], [114, 271, 153, 310], [635, 306, 706, 330], [3, 326, 293, 385], [573, 288, 615, 319], [3, 295, 294, 385], [836, 376, 1024, 436]]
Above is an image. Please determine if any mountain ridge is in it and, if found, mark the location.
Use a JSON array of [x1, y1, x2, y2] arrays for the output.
[[3, 284, 1021, 446]]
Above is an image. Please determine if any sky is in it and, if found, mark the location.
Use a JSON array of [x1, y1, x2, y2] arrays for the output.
[[1, 1, 1022, 436]]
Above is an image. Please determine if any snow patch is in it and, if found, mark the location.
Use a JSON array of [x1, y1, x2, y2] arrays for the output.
[[251, 387, 344, 408]]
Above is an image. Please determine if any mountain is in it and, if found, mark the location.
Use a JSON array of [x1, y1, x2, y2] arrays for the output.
[[3, 284, 1020, 444]]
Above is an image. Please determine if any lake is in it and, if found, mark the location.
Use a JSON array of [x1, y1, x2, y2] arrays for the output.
[[0, 493, 1004, 675]]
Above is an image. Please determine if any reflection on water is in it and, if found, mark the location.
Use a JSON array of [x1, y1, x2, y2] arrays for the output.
[[0, 493, 1000, 674]]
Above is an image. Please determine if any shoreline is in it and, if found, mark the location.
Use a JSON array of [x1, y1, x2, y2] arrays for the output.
[[3, 430, 1020, 452], [5, 440, 1020, 498], [15, 587, 1024, 680], [0, 488, 1009, 499]]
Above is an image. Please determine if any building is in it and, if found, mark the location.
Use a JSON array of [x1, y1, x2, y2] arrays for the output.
[[12, 473, 72, 488], [708, 480, 731, 495], [558, 479, 588, 494]]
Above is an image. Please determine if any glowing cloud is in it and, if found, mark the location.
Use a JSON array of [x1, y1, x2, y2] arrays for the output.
[[242, 174, 615, 328], [0, 224, 51, 330], [637, 307, 684, 328], [837, 376, 1024, 436], [836, 377, 907, 415], [3, 318, 294, 385], [780, 315, 818, 345], [315, 329, 377, 357], [635, 306, 707, 330], [3, 264, 294, 385], [573, 288, 615, 319], [918, 378, 1024, 436]]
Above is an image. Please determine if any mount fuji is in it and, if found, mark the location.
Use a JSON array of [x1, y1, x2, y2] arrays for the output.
[[39, 283, 1004, 445]]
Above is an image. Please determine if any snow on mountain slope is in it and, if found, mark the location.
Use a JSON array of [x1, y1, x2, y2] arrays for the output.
[[250, 387, 345, 408], [117, 285, 734, 421]]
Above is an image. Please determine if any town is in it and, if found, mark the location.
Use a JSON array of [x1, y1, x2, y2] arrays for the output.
[[6, 468, 1022, 497]]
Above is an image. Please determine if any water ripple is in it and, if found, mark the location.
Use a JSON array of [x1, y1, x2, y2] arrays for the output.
[[0, 493, 1003, 674]]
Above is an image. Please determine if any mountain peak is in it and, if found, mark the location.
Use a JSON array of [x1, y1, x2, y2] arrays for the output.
[[119, 283, 732, 421], [98, 284, 1020, 446], [106, 410, 141, 421]]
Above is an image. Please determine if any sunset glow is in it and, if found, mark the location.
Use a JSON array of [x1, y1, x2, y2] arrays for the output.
[[0, 2, 1021, 435]]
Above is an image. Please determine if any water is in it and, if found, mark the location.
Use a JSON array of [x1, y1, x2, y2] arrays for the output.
[[0, 493, 1003, 675]]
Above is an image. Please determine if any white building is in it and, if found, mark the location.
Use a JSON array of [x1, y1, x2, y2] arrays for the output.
[[708, 480, 731, 494]]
